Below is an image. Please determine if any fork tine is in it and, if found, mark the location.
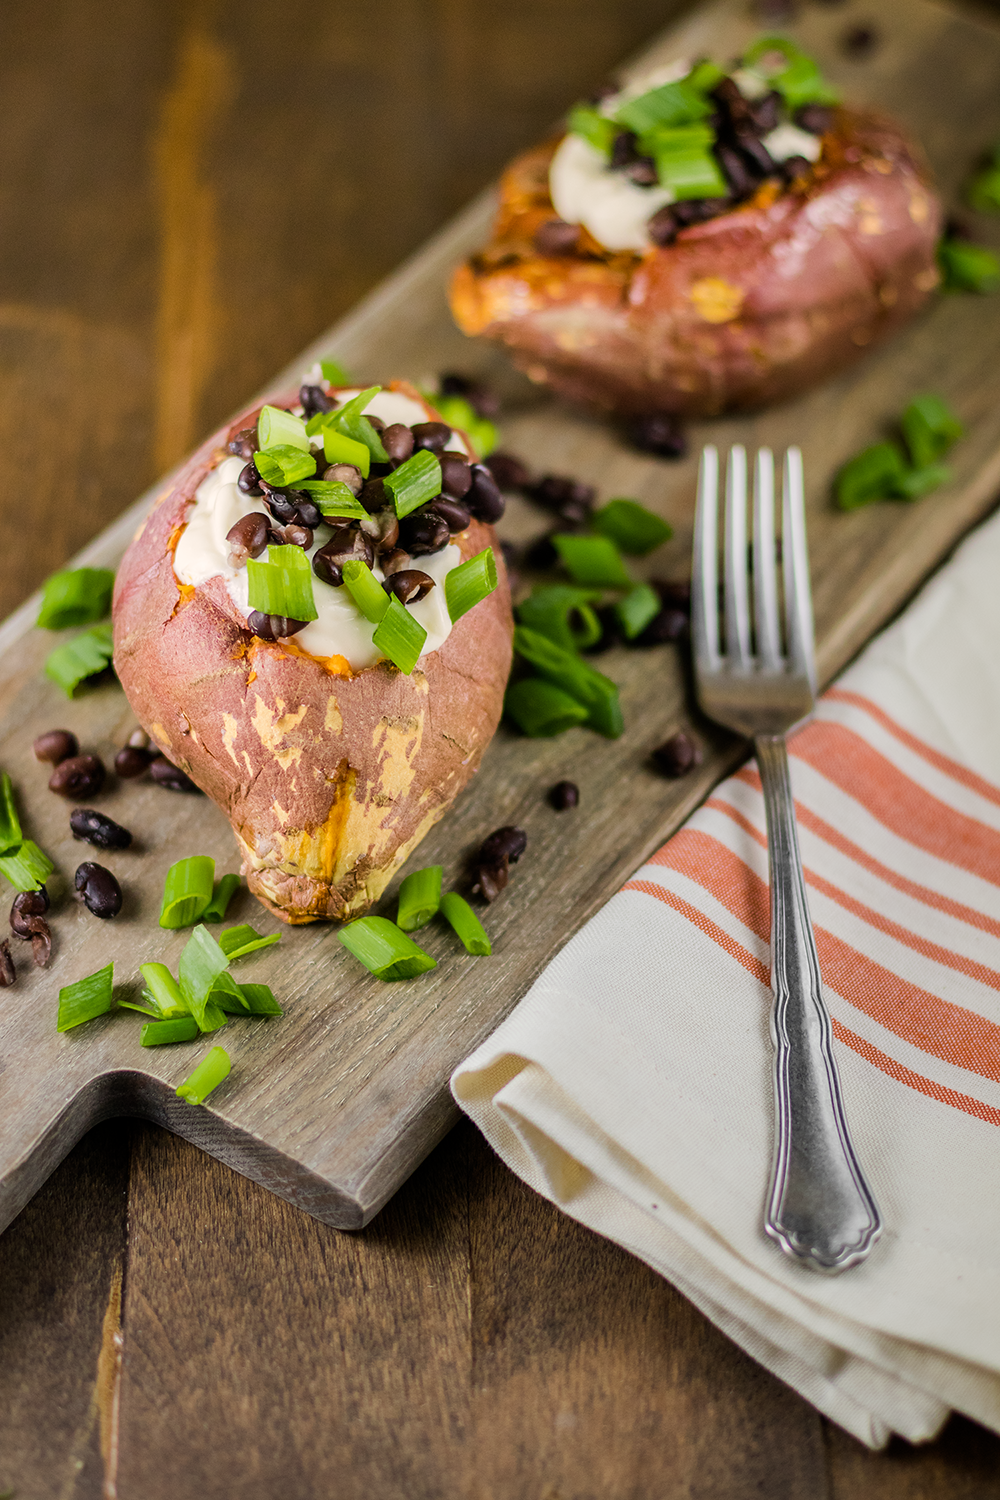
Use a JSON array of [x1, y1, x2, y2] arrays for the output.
[[753, 448, 781, 669], [781, 446, 817, 691], [724, 445, 751, 665], [692, 445, 720, 673]]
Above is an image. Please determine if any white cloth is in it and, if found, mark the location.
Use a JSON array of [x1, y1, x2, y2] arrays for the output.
[[452, 506, 1000, 1449]]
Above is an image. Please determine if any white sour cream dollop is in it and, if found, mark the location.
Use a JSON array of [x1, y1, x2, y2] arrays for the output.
[[173, 386, 465, 672]]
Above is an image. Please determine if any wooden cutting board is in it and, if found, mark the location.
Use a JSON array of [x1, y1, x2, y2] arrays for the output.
[[1, 0, 999, 1233]]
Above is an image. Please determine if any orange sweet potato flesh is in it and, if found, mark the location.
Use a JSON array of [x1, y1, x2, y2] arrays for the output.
[[113, 383, 514, 924], [450, 110, 943, 418]]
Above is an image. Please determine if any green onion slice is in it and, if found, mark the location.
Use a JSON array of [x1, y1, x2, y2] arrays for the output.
[[339, 915, 437, 981], [835, 442, 910, 511], [0, 840, 54, 893], [742, 37, 839, 109], [45, 622, 115, 697], [257, 405, 309, 452], [139, 962, 190, 1018], [567, 103, 616, 157], [397, 866, 442, 931], [895, 464, 951, 499], [238, 983, 283, 1016], [513, 626, 624, 738], [383, 450, 443, 518], [431, 394, 497, 458], [342, 560, 389, 623], [328, 387, 389, 462], [57, 962, 114, 1032], [247, 545, 318, 623], [296, 480, 367, 519], [553, 533, 632, 589], [141, 1017, 200, 1047], [208, 971, 251, 1013], [615, 583, 661, 640], [159, 855, 215, 929], [372, 597, 427, 674], [176, 1045, 231, 1105], [320, 357, 350, 385], [118, 999, 164, 1018], [439, 891, 491, 955], [178, 925, 232, 1030], [640, 123, 727, 200], [515, 585, 602, 653], [254, 445, 317, 487], [37, 568, 115, 630], [0, 773, 22, 852], [937, 238, 1000, 294], [218, 924, 281, 960], [967, 160, 1000, 214], [616, 77, 713, 134], [202, 873, 241, 924], [445, 548, 497, 623], [901, 395, 963, 469], [592, 498, 672, 556], [319, 428, 371, 476], [505, 677, 590, 737]]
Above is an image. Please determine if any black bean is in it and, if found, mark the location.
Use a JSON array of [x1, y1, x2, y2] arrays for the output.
[[381, 424, 414, 465], [359, 478, 387, 514], [246, 612, 309, 643], [11, 888, 49, 923], [653, 579, 690, 611], [735, 130, 776, 177], [525, 532, 560, 570], [652, 731, 702, 778], [714, 142, 757, 200], [749, 91, 781, 135], [228, 427, 258, 461], [485, 451, 532, 491], [626, 413, 687, 458], [272, 522, 313, 550], [33, 729, 79, 765], [671, 196, 732, 228], [49, 754, 105, 800], [226, 512, 269, 566], [114, 745, 154, 779], [294, 499, 322, 530], [841, 23, 878, 57], [753, 0, 798, 20], [238, 461, 262, 497], [625, 157, 658, 187], [313, 526, 375, 587], [794, 103, 832, 135], [359, 509, 400, 554], [380, 548, 411, 577], [611, 130, 640, 169], [648, 205, 679, 246], [781, 155, 813, 184], [549, 780, 579, 811], [148, 756, 202, 792], [442, 376, 499, 421], [382, 569, 435, 606], [261, 487, 299, 525], [527, 473, 596, 515], [534, 219, 580, 255], [321, 462, 364, 495], [464, 463, 505, 524], [480, 825, 527, 865], [0, 939, 15, 986], [428, 497, 471, 533], [70, 807, 133, 850], [397, 511, 451, 557], [11, 897, 51, 967], [410, 421, 452, 454], [472, 861, 508, 904], [367, 413, 386, 434], [639, 607, 689, 645], [74, 862, 122, 920], [439, 452, 472, 500], [439, 372, 474, 398], [299, 383, 334, 418]]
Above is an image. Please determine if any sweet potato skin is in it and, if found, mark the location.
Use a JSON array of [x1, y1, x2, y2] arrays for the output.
[[112, 384, 514, 923], [450, 109, 943, 418]]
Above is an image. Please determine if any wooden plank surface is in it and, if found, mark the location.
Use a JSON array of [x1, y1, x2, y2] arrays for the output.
[[3, 0, 1000, 1494]]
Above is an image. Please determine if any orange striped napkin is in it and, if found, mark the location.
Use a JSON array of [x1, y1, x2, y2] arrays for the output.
[[452, 510, 1000, 1449]]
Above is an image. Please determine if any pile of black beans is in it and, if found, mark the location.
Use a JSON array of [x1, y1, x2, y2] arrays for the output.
[[225, 396, 506, 642]]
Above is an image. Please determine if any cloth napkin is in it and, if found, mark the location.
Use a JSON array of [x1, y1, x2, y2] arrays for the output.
[[452, 506, 1000, 1450]]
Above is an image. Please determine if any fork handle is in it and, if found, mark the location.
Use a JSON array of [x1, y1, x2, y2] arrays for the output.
[[755, 735, 881, 1274]]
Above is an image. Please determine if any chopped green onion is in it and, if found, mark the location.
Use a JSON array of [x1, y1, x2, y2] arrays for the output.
[[257, 405, 309, 452], [57, 962, 114, 1032], [339, 915, 437, 981], [342, 560, 389, 622], [247, 545, 318, 623], [175, 1046, 231, 1105], [641, 123, 727, 200], [218, 924, 281, 960], [616, 78, 714, 134], [397, 866, 442, 931], [45, 622, 115, 697], [141, 1017, 200, 1047], [159, 855, 215, 929], [37, 568, 115, 630], [937, 237, 1000, 293], [445, 547, 498, 622], [320, 357, 350, 385], [199, 1002, 229, 1033], [592, 498, 672, 555], [238, 983, 283, 1016], [0, 773, 22, 852], [253, 445, 317, 487], [208, 972, 250, 1013], [615, 583, 661, 640], [328, 386, 389, 462], [383, 450, 443, 518], [515, 585, 602, 653], [967, 167, 1000, 214], [505, 677, 590, 737], [296, 480, 367, 519], [201, 873, 241, 923], [567, 103, 616, 157], [178, 925, 231, 1030], [118, 999, 164, 1018], [901, 394, 963, 469], [687, 60, 724, 94], [553, 533, 632, 589], [513, 626, 624, 738], [0, 840, 54, 892], [894, 463, 951, 499], [439, 891, 491, 955], [319, 428, 370, 476], [431, 394, 498, 458], [373, 596, 427, 674], [743, 37, 839, 109], [139, 962, 189, 1018], [835, 442, 910, 511]]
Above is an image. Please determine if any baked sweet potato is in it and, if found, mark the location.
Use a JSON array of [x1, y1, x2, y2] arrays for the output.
[[112, 382, 513, 924], [450, 109, 942, 419]]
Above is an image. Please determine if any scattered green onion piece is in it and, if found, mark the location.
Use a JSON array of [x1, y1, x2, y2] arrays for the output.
[[641, 123, 727, 200], [894, 464, 952, 499], [743, 37, 839, 109], [296, 480, 367, 519], [439, 891, 491, 955], [44, 622, 115, 697], [201, 873, 241, 923], [513, 626, 624, 738], [257, 405, 309, 452], [592, 498, 672, 555], [328, 386, 389, 462], [178, 925, 231, 1030], [57, 963, 114, 1033], [937, 237, 1000, 293], [175, 1046, 231, 1106], [139, 962, 190, 1018], [0, 773, 22, 852], [397, 866, 442, 931], [505, 677, 590, 737], [247, 545, 318, 623], [515, 585, 602, 653], [373, 597, 427, 674], [553, 533, 632, 589], [36, 567, 115, 630], [159, 855, 215, 929], [253, 445, 317, 487], [431, 394, 498, 458], [208, 972, 251, 1013], [218, 924, 281, 960], [967, 145, 1000, 213], [238, 984, 283, 1016], [200, 1002, 229, 1033], [686, 59, 724, 94], [118, 999, 164, 1018], [319, 427, 370, 476], [339, 915, 437, 981], [141, 1017, 200, 1047], [834, 442, 910, 511], [0, 840, 54, 892], [342, 560, 389, 623], [901, 394, 963, 469], [383, 450, 443, 518], [616, 78, 713, 134], [445, 547, 498, 623], [615, 583, 661, 640], [320, 357, 350, 385], [567, 103, 616, 157]]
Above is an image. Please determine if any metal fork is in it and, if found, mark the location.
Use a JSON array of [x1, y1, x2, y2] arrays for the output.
[[692, 445, 881, 1274]]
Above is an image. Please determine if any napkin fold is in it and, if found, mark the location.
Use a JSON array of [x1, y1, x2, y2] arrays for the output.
[[452, 507, 1000, 1449]]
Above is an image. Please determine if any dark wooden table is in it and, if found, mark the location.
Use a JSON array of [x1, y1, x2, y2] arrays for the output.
[[3, 2, 1000, 1494]]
